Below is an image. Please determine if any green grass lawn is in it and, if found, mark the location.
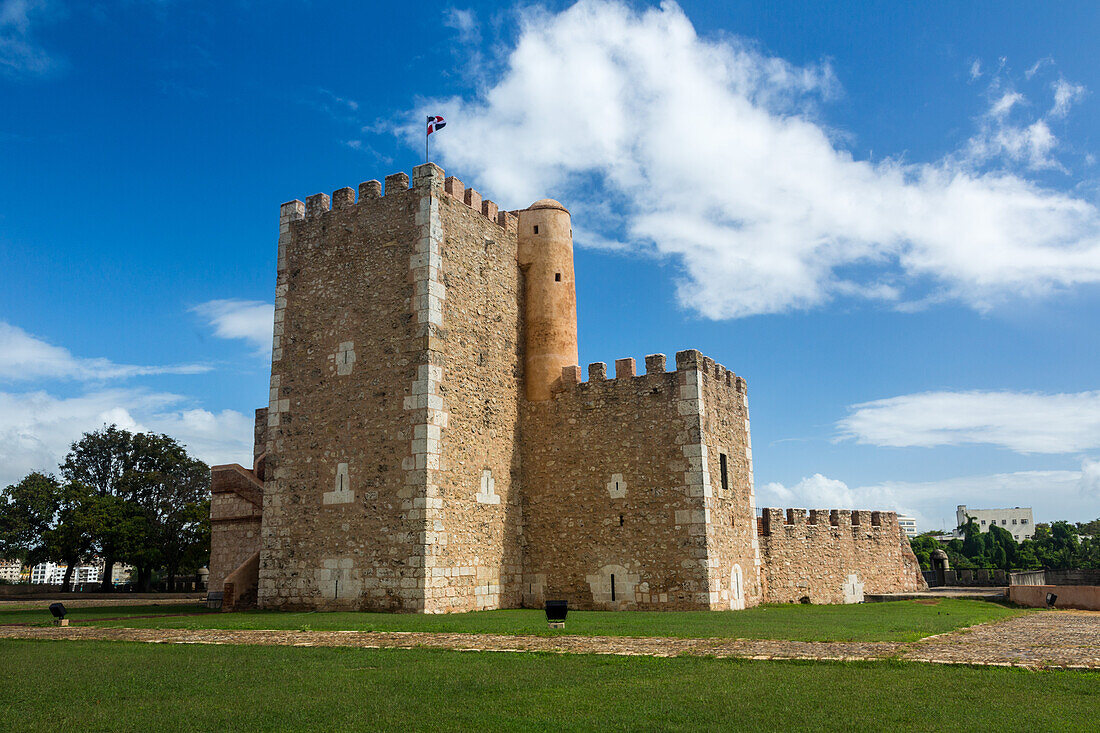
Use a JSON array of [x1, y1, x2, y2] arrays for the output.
[[1, 598, 1024, 642], [0, 603, 218, 626], [1, 640, 1095, 731]]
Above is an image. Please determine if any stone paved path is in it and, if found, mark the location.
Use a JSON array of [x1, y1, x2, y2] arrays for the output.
[[2, 610, 1098, 670]]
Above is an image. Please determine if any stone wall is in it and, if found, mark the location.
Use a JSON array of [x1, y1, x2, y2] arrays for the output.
[[207, 163, 931, 615], [520, 350, 756, 610], [758, 508, 926, 603], [258, 173, 427, 611], [208, 464, 263, 592], [691, 351, 763, 610], [422, 172, 525, 612], [256, 164, 525, 612]]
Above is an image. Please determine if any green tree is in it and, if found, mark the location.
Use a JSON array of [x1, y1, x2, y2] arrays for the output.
[[0, 473, 96, 591], [0, 472, 60, 565], [60, 425, 211, 591], [1076, 517, 1100, 537], [120, 432, 210, 590], [60, 426, 141, 590]]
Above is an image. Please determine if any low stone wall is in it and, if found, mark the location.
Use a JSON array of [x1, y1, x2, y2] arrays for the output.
[[759, 508, 926, 604], [209, 463, 263, 594], [1009, 584, 1100, 610]]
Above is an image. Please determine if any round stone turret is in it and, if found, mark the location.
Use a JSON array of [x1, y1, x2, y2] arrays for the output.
[[517, 198, 578, 401]]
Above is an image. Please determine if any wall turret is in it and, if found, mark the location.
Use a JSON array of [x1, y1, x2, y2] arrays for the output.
[[517, 199, 579, 401]]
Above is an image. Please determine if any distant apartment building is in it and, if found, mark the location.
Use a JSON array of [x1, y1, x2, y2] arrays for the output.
[[0, 559, 25, 583], [29, 561, 112, 586], [29, 562, 67, 584], [897, 515, 919, 539], [956, 505, 1034, 541]]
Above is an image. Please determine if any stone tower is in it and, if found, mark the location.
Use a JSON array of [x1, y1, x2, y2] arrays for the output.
[[516, 199, 578, 401], [206, 161, 925, 614]]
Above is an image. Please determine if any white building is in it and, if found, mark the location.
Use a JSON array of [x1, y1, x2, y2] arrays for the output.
[[0, 559, 25, 583], [956, 505, 1035, 541], [29, 562, 67, 584], [897, 515, 919, 539], [29, 561, 106, 586]]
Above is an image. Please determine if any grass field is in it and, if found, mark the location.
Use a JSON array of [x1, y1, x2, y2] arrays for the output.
[[1, 639, 1096, 731], [0, 598, 1023, 642]]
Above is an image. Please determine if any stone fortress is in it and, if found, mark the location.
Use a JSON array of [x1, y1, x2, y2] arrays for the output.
[[208, 163, 925, 612]]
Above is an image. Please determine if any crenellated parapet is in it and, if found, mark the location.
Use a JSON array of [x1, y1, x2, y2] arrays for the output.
[[554, 349, 747, 395], [281, 165, 516, 231], [758, 505, 925, 603], [759, 507, 896, 535]]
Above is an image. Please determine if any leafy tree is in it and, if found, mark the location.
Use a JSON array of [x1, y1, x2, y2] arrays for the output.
[[119, 432, 210, 590], [0, 473, 96, 591], [41, 483, 97, 590], [1076, 517, 1100, 537], [909, 533, 940, 570], [59, 425, 212, 591], [0, 472, 60, 565], [60, 426, 141, 590]]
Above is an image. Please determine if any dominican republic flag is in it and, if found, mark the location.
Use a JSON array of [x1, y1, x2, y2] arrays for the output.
[[427, 115, 446, 135]]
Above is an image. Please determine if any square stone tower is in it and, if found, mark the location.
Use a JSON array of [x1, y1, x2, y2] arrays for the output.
[[259, 164, 525, 612], [207, 161, 923, 614]]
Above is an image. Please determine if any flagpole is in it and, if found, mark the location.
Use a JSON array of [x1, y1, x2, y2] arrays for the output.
[[425, 115, 430, 164]]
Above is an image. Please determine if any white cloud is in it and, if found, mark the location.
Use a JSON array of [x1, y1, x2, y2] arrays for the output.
[[400, 0, 1100, 318], [0, 0, 57, 78], [759, 464, 1100, 531], [1025, 57, 1052, 80], [968, 59, 982, 81], [838, 390, 1100, 454], [0, 388, 254, 487], [444, 7, 480, 44], [0, 321, 209, 382], [962, 64, 1088, 172], [192, 299, 273, 356], [1051, 78, 1086, 118]]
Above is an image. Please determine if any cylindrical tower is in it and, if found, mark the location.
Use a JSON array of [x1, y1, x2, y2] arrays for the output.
[[517, 199, 578, 401]]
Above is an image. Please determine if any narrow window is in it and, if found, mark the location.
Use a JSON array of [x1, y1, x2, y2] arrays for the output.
[[533, 225, 539, 234], [719, 453, 729, 491], [555, 272, 561, 282], [619, 514, 624, 526], [610, 574, 616, 601]]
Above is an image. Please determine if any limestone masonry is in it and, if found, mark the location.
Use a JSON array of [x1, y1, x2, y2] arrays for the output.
[[209, 163, 925, 612]]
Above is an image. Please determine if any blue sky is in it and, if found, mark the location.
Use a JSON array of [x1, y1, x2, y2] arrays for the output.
[[2, 0, 1099, 531]]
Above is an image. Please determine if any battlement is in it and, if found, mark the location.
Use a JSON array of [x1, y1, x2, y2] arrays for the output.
[[759, 507, 897, 535], [554, 349, 747, 394], [280, 164, 516, 230]]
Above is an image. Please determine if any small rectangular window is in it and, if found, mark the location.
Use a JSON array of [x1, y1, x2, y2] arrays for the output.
[[980, 520, 985, 525], [1002, 519, 1007, 525], [533, 225, 539, 234], [1022, 519, 1028, 525], [555, 272, 561, 281], [719, 453, 729, 491], [1012, 519, 1017, 524]]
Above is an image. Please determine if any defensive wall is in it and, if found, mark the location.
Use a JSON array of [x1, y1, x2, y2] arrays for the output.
[[209, 162, 926, 613], [521, 349, 760, 610], [758, 507, 926, 603], [257, 164, 525, 612], [208, 407, 266, 605]]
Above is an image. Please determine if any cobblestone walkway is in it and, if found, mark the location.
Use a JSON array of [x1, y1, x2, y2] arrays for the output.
[[2, 610, 1098, 670]]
